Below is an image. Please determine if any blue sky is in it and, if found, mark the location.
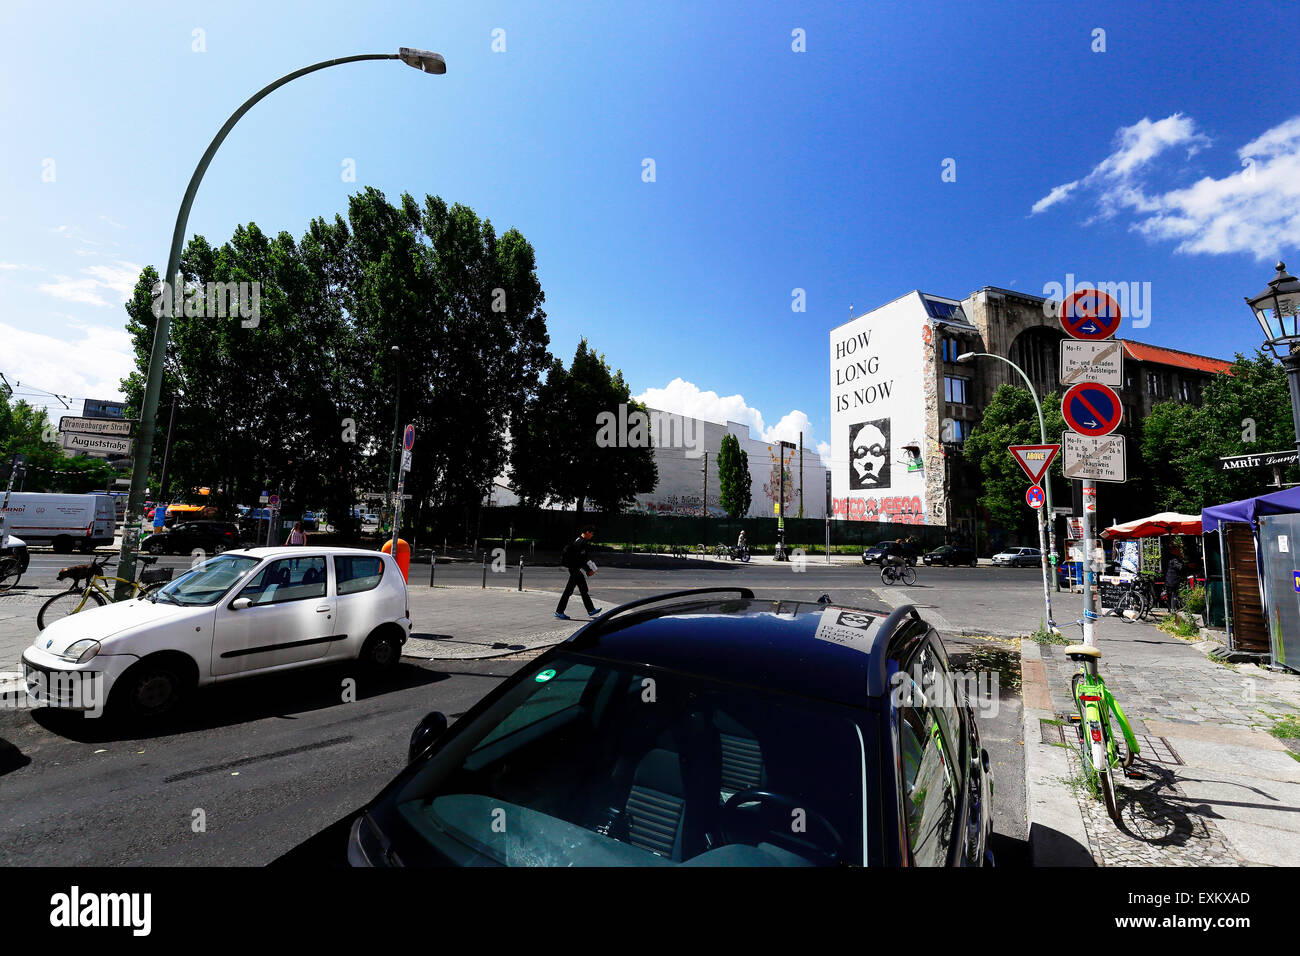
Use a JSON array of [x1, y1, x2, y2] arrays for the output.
[[3, 0, 1298, 462]]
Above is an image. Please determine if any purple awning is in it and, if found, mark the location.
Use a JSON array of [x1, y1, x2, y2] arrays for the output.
[[1201, 486, 1300, 533]]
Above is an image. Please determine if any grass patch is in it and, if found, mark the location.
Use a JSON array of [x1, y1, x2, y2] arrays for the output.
[[1157, 611, 1201, 639], [1268, 715, 1300, 740], [1030, 620, 1069, 645]]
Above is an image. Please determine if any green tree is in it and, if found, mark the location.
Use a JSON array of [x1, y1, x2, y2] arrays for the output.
[[1141, 350, 1298, 511], [961, 384, 1067, 540], [717, 432, 752, 518], [0, 388, 117, 493], [509, 340, 657, 516]]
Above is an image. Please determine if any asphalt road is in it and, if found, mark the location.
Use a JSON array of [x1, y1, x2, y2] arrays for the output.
[[1, 552, 1033, 866]]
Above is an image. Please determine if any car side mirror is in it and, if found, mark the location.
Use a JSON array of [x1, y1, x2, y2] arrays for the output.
[[408, 711, 448, 763], [231, 597, 253, 610]]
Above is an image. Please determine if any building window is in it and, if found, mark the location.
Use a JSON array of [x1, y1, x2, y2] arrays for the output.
[[944, 376, 970, 404], [1178, 379, 1195, 402], [946, 419, 972, 443], [1124, 372, 1135, 392], [1147, 372, 1160, 397], [940, 337, 962, 362]]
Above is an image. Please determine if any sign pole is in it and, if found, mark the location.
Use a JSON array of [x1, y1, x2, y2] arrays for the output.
[[1081, 480, 1098, 646], [1036, 498, 1053, 628]]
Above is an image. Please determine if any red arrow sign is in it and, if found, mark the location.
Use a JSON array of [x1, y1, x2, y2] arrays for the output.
[[1008, 444, 1060, 483]]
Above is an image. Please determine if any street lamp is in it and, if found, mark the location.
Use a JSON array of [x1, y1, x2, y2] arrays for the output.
[[1247, 261, 1300, 452], [386, 345, 402, 533], [115, 49, 445, 599], [957, 351, 1058, 622]]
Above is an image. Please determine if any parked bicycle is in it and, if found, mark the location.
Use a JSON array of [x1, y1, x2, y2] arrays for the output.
[[37, 553, 174, 631], [668, 543, 688, 559], [0, 551, 23, 593], [879, 560, 916, 586], [1065, 639, 1140, 825]]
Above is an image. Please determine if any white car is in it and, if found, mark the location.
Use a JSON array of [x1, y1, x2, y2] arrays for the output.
[[21, 547, 411, 720], [991, 547, 1042, 568]]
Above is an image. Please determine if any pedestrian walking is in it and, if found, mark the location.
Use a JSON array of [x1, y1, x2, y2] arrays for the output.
[[288, 521, 308, 546], [555, 525, 602, 620]]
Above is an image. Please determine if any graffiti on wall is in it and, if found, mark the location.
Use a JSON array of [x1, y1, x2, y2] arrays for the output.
[[832, 495, 925, 524]]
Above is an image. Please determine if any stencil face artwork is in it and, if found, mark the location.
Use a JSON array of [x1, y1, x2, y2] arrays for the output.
[[849, 419, 890, 490]]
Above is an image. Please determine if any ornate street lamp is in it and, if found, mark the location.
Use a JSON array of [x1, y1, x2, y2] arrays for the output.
[[1246, 262, 1300, 451]]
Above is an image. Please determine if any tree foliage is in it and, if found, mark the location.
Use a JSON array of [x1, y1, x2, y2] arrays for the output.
[[120, 188, 551, 537], [717, 433, 752, 518], [509, 340, 657, 516], [1141, 350, 1298, 511], [960, 384, 1067, 539]]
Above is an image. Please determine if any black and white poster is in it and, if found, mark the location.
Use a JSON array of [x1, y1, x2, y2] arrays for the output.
[[849, 418, 891, 490]]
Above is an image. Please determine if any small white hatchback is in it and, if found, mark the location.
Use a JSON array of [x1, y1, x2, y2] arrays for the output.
[[21, 547, 411, 719]]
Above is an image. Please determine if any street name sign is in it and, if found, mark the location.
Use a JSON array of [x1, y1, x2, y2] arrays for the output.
[[1026, 484, 1045, 509], [1063, 433, 1127, 482], [1060, 288, 1122, 340], [1218, 449, 1300, 472], [1062, 382, 1123, 438], [1008, 443, 1060, 483], [59, 432, 132, 456], [59, 416, 133, 437], [1060, 340, 1123, 387]]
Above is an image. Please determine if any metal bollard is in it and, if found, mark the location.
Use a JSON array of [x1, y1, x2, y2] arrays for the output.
[[481, 556, 487, 589], [429, 555, 436, 587], [518, 558, 524, 591]]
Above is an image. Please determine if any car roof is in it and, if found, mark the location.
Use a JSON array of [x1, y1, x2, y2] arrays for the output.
[[563, 593, 925, 707], [222, 546, 389, 559]]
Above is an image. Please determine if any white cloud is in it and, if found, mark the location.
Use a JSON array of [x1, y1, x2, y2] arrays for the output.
[[1030, 180, 1078, 215], [1030, 112, 1300, 260], [0, 262, 43, 272], [0, 320, 133, 415], [36, 259, 141, 307], [633, 378, 833, 464]]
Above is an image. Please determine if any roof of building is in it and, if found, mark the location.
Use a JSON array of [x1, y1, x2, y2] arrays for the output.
[[1117, 340, 1234, 375]]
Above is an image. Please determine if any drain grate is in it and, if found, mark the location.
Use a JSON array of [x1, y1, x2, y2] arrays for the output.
[[1042, 716, 1182, 765]]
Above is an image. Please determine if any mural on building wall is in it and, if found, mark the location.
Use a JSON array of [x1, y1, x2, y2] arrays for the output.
[[848, 418, 891, 490], [831, 495, 925, 524]]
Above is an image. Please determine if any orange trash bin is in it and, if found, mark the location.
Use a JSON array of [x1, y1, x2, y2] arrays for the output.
[[382, 538, 411, 582]]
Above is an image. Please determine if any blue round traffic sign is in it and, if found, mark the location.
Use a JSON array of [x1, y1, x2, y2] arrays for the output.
[[1026, 485, 1045, 509], [1062, 382, 1123, 437], [403, 424, 415, 451], [1060, 288, 1122, 340]]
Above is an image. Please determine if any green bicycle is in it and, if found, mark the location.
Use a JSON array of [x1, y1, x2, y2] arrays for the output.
[[1065, 641, 1140, 824]]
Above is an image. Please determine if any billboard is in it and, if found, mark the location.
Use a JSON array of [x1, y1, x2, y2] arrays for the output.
[[829, 295, 930, 525]]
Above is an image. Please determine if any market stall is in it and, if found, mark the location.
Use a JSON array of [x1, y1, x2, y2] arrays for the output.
[[1202, 486, 1300, 662]]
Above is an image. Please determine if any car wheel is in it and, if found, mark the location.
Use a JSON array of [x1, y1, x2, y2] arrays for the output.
[[213, 543, 229, 554], [147, 539, 166, 555], [360, 630, 402, 671], [112, 661, 187, 720], [52, 536, 74, 555]]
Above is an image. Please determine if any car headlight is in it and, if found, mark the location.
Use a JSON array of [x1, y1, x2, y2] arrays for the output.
[[56, 639, 101, 664]]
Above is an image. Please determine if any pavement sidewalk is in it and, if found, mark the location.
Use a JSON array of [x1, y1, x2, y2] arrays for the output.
[[1022, 618, 1300, 866]]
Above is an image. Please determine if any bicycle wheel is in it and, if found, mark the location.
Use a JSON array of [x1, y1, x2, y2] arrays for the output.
[[38, 589, 106, 630], [1115, 588, 1141, 622], [1098, 763, 1121, 823], [900, 565, 916, 586], [879, 566, 894, 585], [0, 557, 20, 593]]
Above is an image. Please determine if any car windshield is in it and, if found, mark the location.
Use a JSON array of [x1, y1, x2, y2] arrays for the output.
[[154, 554, 260, 606], [369, 654, 872, 867]]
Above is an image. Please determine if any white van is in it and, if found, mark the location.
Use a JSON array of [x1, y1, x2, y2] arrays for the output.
[[0, 493, 117, 553]]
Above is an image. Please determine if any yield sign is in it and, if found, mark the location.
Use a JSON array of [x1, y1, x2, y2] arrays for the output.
[[1060, 288, 1122, 340], [1008, 443, 1060, 483], [1062, 382, 1123, 438]]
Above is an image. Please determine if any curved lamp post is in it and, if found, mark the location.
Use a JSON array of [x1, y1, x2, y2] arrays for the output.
[[957, 351, 1057, 625], [116, 49, 446, 597]]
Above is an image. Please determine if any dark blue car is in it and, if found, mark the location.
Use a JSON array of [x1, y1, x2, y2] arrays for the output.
[[277, 588, 994, 867]]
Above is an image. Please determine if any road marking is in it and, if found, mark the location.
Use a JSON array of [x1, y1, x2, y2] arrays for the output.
[[875, 588, 957, 631]]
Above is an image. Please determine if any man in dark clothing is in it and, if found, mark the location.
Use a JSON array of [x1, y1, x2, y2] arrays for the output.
[[555, 526, 602, 620], [1164, 547, 1185, 613]]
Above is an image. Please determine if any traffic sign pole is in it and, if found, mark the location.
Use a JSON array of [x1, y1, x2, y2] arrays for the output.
[[1082, 481, 1098, 646]]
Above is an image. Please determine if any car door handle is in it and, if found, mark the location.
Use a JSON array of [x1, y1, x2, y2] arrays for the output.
[[316, 605, 332, 613]]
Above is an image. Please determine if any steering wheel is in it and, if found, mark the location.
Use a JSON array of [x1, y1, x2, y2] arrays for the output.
[[720, 789, 845, 863]]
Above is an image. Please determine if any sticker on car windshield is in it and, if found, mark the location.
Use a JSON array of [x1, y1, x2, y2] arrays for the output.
[[812, 607, 879, 653], [534, 668, 557, 683]]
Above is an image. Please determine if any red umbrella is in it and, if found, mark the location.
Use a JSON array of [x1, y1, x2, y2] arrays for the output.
[[1099, 512, 1202, 539]]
